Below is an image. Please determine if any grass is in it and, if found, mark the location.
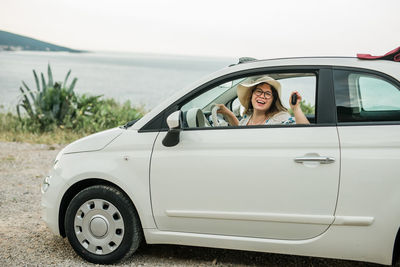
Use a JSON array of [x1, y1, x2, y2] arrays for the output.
[[0, 112, 93, 145], [0, 98, 144, 145], [0, 128, 86, 145]]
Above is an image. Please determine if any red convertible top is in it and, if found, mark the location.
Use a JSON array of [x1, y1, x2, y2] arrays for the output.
[[357, 47, 400, 62]]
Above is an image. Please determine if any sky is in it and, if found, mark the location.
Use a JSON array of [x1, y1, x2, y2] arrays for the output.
[[1, 0, 400, 58]]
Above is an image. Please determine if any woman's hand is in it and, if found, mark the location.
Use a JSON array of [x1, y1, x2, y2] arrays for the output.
[[215, 104, 239, 126], [289, 91, 310, 125], [216, 104, 232, 116], [289, 91, 302, 111]]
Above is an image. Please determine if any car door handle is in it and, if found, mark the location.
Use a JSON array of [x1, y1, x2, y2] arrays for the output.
[[294, 156, 335, 164]]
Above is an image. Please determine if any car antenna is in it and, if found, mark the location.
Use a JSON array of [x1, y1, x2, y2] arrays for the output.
[[229, 57, 257, 67]]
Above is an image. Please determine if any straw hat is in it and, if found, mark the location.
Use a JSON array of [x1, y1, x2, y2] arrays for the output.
[[237, 76, 281, 109]]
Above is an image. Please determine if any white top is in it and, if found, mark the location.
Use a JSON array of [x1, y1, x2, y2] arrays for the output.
[[239, 111, 295, 126]]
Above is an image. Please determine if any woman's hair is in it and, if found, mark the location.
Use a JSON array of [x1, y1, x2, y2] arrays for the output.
[[244, 83, 287, 116]]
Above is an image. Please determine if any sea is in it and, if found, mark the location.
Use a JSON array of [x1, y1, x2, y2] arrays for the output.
[[0, 51, 234, 112]]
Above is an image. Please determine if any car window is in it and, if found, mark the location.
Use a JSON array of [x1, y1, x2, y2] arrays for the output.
[[181, 79, 244, 113], [334, 70, 400, 123], [179, 73, 316, 128], [279, 76, 316, 115], [181, 81, 232, 112], [358, 76, 400, 111], [231, 97, 244, 117]]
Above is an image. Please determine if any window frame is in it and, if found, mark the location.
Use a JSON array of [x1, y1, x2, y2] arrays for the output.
[[139, 66, 336, 132]]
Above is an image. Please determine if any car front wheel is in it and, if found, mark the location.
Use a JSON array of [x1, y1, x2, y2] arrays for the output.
[[65, 185, 142, 264]]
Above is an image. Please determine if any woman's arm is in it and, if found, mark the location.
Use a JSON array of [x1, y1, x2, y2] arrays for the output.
[[289, 91, 310, 125], [216, 104, 239, 126]]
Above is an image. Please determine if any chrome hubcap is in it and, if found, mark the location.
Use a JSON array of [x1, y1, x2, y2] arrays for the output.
[[74, 199, 124, 255], [90, 215, 108, 237]]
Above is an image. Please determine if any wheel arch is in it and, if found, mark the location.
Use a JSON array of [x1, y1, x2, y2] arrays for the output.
[[392, 227, 400, 265], [58, 178, 141, 237]]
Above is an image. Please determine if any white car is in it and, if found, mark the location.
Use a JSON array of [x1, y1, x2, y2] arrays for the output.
[[41, 56, 400, 265]]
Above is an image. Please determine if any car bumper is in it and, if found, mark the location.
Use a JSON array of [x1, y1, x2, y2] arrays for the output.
[[41, 172, 65, 236]]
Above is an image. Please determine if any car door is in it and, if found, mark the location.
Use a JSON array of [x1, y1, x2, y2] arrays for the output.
[[332, 68, 400, 233], [149, 68, 340, 240]]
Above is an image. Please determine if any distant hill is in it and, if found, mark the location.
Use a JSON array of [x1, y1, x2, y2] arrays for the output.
[[0, 30, 85, 52]]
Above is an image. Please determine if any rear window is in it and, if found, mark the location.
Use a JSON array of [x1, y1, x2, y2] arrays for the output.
[[334, 70, 400, 123]]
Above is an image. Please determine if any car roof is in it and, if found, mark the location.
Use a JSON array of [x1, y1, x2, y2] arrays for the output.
[[230, 56, 399, 69], [224, 56, 400, 83], [230, 56, 357, 66]]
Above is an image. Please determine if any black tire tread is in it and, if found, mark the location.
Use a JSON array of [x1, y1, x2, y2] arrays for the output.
[[64, 185, 143, 264]]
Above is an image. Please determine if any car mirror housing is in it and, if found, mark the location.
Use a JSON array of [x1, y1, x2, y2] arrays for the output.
[[166, 110, 181, 129], [162, 111, 182, 147]]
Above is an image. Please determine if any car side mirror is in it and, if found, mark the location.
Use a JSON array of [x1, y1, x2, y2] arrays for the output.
[[162, 111, 182, 147]]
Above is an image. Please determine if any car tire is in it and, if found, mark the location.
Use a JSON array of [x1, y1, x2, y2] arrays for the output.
[[64, 185, 142, 264]]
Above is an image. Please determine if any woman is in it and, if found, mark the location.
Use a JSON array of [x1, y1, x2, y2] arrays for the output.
[[217, 75, 309, 126]]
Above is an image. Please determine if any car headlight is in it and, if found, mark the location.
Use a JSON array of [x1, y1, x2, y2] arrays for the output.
[[42, 149, 64, 193], [53, 147, 66, 169], [41, 176, 51, 193]]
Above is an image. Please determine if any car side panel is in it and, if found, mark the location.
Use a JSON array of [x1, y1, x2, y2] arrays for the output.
[[334, 125, 400, 263], [48, 130, 158, 232], [150, 126, 340, 240], [143, 222, 393, 265]]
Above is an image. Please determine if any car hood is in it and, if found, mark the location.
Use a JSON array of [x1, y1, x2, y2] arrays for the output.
[[63, 128, 124, 154]]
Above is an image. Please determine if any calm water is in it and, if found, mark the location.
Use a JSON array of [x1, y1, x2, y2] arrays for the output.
[[0, 51, 234, 111]]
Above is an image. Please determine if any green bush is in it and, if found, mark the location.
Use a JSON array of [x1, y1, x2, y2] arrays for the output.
[[299, 100, 315, 115], [289, 100, 315, 116], [70, 96, 144, 133], [16, 65, 144, 133]]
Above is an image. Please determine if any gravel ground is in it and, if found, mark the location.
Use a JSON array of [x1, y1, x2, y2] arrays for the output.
[[0, 141, 387, 266]]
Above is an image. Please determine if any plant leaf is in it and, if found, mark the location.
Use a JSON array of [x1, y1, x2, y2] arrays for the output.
[[47, 64, 53, 87], [41, 73, 47, 94], [19, 86, 34, 119], [16, 104, 22, 120], [33, 70, 40, 92], [22, 81, 35, 103], [63, 69, 71, 88], [68, 77, 78, 92]]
